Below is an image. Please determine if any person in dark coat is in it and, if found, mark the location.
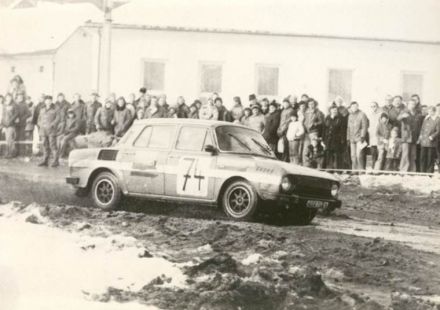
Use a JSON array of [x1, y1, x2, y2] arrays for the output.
[[417, 106, 439, 173], [215, 97, 232, 122], [85, 92, 102, 134], [58, 109, 81, 158], [70, 93, 87, 135], [262, 102, 281, 152], [37, 96, 60, 167], [277, 98, 294, 162], [1, 94, 19, 158], [112, 97, 132, 138], [323, 106, 344, 169], [14, 92, 31, 144], [175, 96, 190, 118], [305, 137, 325, 169], [95, 100, 115, 133], [188, 102, 199, 119], [375, 113, 393, 170]]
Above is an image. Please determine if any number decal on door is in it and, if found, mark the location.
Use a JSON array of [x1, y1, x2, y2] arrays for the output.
[[177, 157, 210, 197]]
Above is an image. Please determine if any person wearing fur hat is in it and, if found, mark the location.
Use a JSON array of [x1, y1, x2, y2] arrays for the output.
[[85, 92, 102, 134], [215, 97, 232, 122], [188, 102, 199, 119], [95, 100, 115, 133], [37, 96, 60, 167], [240, 108, 252, 127], [112, 97, 132, 138], [176, 96, 190, 118], [248, 103, 265, 133]]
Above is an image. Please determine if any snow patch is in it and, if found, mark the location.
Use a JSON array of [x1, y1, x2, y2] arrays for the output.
[[0, 203, 185, 310], [241, 253, 262, 265], [359, 174, 440, 195]]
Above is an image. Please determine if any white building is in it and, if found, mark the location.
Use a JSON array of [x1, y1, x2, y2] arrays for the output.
[[1, 0, 440, 109]]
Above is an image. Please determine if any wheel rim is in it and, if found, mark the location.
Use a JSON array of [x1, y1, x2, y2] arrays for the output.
[[95, 179, 115, 206], [225, 185, 252, 218]]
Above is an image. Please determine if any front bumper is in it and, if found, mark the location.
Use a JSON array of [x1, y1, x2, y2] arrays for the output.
[[66, 177, 79, 185]]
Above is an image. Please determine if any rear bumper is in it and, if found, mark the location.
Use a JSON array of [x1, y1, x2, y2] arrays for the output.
[[66, 177, 79, 186]]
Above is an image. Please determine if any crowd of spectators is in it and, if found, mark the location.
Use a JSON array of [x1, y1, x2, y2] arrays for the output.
[[1, 75, 439, 173]]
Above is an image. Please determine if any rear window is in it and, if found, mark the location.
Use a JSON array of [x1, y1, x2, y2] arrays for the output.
[[133, 125, 174, 149]]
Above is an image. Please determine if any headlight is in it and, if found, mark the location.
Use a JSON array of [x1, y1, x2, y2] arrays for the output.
[[280, 176, 293, 193], [331, 184, 340, 197]]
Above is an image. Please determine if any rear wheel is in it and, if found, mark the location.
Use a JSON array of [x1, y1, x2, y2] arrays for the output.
[[90, 172, 122, 211], [222, 181, 259, 221]]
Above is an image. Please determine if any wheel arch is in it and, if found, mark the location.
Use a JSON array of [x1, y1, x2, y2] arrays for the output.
[[216, 176, 259, 207], [86, 167, 125, 194]]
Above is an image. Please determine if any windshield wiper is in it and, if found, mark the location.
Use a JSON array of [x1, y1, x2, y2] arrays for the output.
[[251, 138, 273, 155], [227, 133, 252, 151]]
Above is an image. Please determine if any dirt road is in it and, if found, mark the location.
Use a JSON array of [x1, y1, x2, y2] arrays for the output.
[[0, 160, 439, 309]]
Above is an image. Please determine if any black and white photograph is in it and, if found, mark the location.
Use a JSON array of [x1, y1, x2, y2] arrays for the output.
[[0, 0, 440, 309]]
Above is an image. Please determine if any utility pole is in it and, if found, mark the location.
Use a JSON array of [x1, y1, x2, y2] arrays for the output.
[[99, 0, 112, 98]]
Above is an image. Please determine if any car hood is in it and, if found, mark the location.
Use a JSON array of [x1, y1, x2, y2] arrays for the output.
[[252, 156, 339, 183]]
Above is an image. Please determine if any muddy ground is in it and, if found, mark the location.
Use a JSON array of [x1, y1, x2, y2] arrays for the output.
[[1, 174, 440, 309]]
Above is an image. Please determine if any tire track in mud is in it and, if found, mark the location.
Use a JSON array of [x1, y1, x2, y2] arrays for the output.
[[316, 217, 440, 255]]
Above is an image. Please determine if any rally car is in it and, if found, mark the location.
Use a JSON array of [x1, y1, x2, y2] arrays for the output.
[[66, 119, 341, 224]]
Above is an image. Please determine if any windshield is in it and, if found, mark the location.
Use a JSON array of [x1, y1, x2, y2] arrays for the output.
[[215, 125, 275, 158]]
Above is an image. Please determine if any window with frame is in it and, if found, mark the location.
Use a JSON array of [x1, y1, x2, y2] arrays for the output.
[[200, 63, 222, 93], [143, 61, 165, 91], [133, 126, 153, 148], [256, 65, 279, 96], [402, 73, 423, 102], [148, 125, 174, 149], [176, 127, 210, 151], [328, 69, 352, 103]]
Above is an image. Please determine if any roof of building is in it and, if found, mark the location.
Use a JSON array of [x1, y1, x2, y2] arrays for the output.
[[0, 1, 102, 55], [112, 0, 440, 44]]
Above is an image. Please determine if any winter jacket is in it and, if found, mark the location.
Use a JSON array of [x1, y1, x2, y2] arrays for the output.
[[217, 105, 232, 122], [368, 108, 383, 146], [323, 115, 344, 152], [25, 103, 35, 132], [16, 101, 31, 129], [277, 107, 294, 137], [385, 105, 404, 127], [262, 110, 281, 144], [95, 106, 114, 131], [304, 108, 324, 136], [286, 120, 305, 141], [176, 104, 190, 118], [248, 114, 265, 133], [418, 115, 440, 147], [188, 109, 199, 119], [1, 102, 19, 128], [240, 115, 251, 127], [347, 110, 369, 143], [397, 110, 423, 144], [55, 100, 69, 136], [86, 101, 102, 130], [145, 106, 166, 119], [113, 107, 132, 137], [38, 103, 60, 135], [64, 116, 81, 136], [199, 104, 219, 120], [376, 122, 392, 149]]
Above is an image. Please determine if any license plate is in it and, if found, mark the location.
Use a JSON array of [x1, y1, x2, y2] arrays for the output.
[[306, 200, 329, 209]]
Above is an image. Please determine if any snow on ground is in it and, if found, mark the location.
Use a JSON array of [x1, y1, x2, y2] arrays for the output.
[[358, 174, 440, 195], [0, 203, 185, 310]]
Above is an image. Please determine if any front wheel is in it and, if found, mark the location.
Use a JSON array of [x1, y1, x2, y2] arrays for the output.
[[90, 172, 122, 211], [222, 181, 259, 221]]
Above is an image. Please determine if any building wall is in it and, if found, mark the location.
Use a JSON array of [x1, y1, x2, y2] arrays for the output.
[[52, 27, 95, 100], [108, 27, 440, 113], [0, 54, 54, 100]]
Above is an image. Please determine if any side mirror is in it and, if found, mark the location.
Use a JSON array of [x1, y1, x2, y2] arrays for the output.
[[204, 144, 217, 155]]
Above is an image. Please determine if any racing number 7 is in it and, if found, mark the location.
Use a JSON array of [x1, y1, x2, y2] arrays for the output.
[[182, 158, 195, 191]]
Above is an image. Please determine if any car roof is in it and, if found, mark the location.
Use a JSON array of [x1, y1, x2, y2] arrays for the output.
[[133, 118, 250, 129]]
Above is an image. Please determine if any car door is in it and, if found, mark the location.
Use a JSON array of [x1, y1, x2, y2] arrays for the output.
[[165, 125, 217, 200], [127, 124, 176, 196]]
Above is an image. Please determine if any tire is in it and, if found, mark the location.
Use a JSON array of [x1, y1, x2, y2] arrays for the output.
[[291, 207, 317, 225], [222, 180, 259, 221], [90, 172, 122, 211]]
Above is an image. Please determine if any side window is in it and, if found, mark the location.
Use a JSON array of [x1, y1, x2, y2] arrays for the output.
[[148, 125, 174, 149], [133, 126, 152, 148], [176, 127, 208, 151]]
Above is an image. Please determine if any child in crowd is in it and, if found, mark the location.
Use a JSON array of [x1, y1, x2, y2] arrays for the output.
[[305, 136, 325, 169], [385, 127, 402, 171], [135, 108, 145, 120], [286, 111, 304, 164], [375, 113, 392, 170]]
